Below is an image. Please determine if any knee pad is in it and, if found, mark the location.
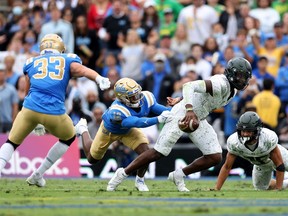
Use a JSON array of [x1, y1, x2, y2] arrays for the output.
[[59, 135, 76, 146], [7, 139, 20, 150]]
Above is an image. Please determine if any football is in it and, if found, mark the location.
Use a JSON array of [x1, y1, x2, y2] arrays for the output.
[[178, 119, 199, 133]]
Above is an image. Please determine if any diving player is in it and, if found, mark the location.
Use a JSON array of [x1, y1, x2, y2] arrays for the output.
[[75, 77, 172, 191], [0, 34, 111, 185], [107, 57, 252, 192], [215, 111, 288, 190]]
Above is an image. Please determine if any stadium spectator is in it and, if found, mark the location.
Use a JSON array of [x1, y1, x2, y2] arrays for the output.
[[101, 52, 121, 77], [0, 64, 19, 133], [275, 52, 288, 119], [118, 29, 145, 83], [170, 25, 191, 62], [0, 34, 110, 184], [141, 0, 159, 32], [202, 37, 220, 65], [69, 95, 93, 126], [251, 31, 288, 77], [249, 0, 280, 34], [99, 68, 120, 107], [87, 0, 111, 32], [142, 52, 175, 105], [74, 15, 101, 70], [177, 0, 218, 45], [87, 103, 107, 139], [75, 77, 172, 192], [159, 8, 177, 39], [252, 78, 281, 130], [252, 56, 274, 90], [215, 111, 288, 191], [211, 22, 229, 53], [277, 106, 288, 143], [189, 43, 212, 80], [107, 57, 252, 192], [4, 55, 20, 87], [219, 0, 242, 41], [98, 0, 130, 56], [38, 7, 74, 53]]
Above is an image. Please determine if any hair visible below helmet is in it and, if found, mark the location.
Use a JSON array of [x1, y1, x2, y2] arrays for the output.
[[236, 111, 263, 144], [224, 57, 252, 90], [40, 34, 66, 54], [114, 78, 143, 108]]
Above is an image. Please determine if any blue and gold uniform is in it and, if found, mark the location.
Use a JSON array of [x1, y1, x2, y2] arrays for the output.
[[90, 80, 170, 160], [23, 53, 81, 115]]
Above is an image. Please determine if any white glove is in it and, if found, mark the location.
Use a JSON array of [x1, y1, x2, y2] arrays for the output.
[[33, 124, 46, 136], [157, 111, 172, 123], [96, 76, 111, 90]]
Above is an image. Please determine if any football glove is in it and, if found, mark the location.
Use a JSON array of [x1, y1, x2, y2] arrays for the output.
[[96, 76, 111, 90], [157, 111, 172, 123], [33, 124, 46, 136]]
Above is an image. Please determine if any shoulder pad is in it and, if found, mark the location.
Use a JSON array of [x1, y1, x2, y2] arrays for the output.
[[142, 91, 155, 107]]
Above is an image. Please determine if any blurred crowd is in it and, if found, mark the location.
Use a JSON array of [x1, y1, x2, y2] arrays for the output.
[[1, 0, 288, 146]]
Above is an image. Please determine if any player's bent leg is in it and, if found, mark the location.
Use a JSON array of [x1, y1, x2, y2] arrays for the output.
[[183, 153, 222, 175]]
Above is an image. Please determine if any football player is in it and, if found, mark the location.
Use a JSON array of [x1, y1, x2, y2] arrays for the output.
[[75, 78, 172, 191], [215, 111, 288, 190], [107, 57, 252, 192], [0, 34, 111, 185]]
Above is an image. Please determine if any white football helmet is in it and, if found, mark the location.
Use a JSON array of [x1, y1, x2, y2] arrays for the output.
[[40, 34, 66, 54], [114, 78, 143, 108]]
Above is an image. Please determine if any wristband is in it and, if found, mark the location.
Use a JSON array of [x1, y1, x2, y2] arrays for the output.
[[186, 107, 193, 112]]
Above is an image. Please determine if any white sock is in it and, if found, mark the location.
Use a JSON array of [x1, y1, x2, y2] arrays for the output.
[[122, 168, 128, 177], [36, 141, 69, 176], [175, 168, 186, 177], [136, 175, 144, 181], [283, 179, 288, 188], [0, 143, 15, 171]]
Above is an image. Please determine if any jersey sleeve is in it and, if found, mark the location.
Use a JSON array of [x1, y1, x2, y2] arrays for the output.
[[65, 53, 82, 64], [23, 57, 34, 75], [142, 91, 171, 115], [122, 116, 158, 128], [107, 105, 130, 124], [262, 129, 278, 152], [226, 133, 241, 156]]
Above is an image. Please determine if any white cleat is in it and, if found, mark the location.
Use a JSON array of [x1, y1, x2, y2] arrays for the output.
[[168, 170, 189, 192], [135, 177, 149, 192], [107, 168, 127, 191], [26, 172, 46, 187], [75, 118, 88, 136]]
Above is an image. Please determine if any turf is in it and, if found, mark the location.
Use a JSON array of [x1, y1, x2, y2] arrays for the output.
[[1, 177, 288, 216]]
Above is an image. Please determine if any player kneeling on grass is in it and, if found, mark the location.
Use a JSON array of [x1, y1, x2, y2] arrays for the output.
[[215, 111, 288, 191], [75, 78, 172, 192]]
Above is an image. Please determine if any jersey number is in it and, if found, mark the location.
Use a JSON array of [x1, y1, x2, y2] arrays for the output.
[[33, 56, 65, 80]]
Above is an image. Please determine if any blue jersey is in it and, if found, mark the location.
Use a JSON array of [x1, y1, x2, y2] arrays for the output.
[[23, 53, 82, 115], [102, 91, 170, 134]]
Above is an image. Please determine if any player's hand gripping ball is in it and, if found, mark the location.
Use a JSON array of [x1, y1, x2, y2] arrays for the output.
[[178, 119, 199, 133]]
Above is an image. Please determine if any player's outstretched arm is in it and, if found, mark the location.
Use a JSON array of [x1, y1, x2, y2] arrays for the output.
[[70, 62, 110, 90], [215, 152, 237, 190], [270, 146, 285, 190]]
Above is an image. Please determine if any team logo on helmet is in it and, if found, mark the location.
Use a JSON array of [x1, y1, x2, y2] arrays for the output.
[[40, 34, 66, 54], [114, 78, 143, 108]]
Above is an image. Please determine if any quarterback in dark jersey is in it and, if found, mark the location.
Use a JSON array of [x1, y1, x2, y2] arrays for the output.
[[0, 34, 111, 186]]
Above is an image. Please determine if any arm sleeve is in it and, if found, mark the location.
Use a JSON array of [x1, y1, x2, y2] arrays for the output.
[[183, 80, 206, 106], [121, 116, 159, 128], [150, 103, 171, 115]]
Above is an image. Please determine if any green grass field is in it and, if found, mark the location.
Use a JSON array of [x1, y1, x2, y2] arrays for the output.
[[1, 177, 288, 216]]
